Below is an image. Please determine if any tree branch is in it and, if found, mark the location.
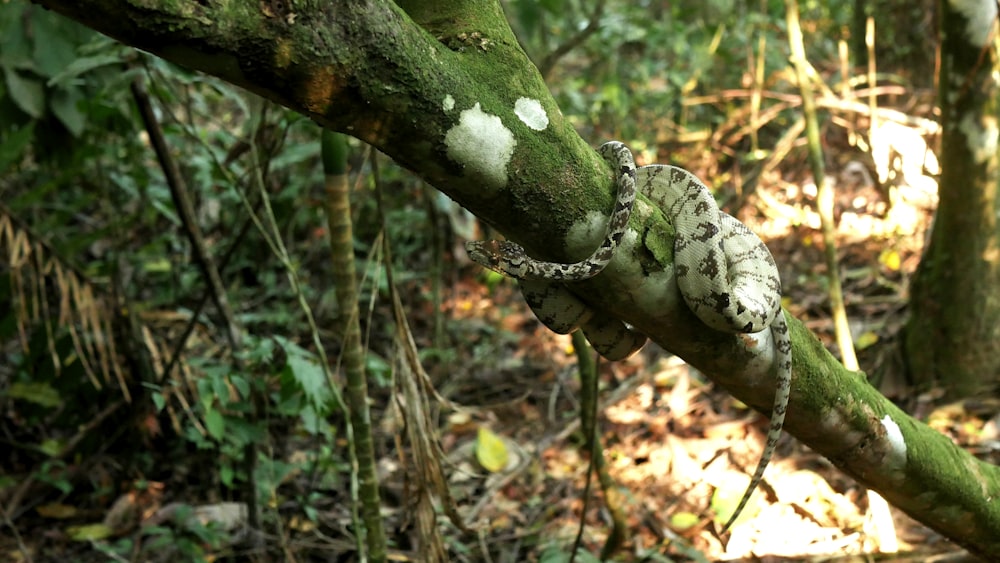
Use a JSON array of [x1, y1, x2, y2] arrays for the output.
[[29, 0, 1000, 556], [536, 0, 605, 80]]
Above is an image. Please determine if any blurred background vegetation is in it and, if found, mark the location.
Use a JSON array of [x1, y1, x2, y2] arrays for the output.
[[1, 0, 956, 561]]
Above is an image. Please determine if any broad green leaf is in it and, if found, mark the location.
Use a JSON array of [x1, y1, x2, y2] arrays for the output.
[[196, 378, 214, 412], [204, 408, 225, 441], [47, 54, 123, 87], [50, 87, 85, 137], [211, 373, 229, 405], [224, 417, 266, 445], [3, 67, 44, 118], [0, 10, 33, 70], [475, 427, 509, 472], [276, 336, 330, 408], [300, 404, 334, 436], [30, 14, 80, 78]]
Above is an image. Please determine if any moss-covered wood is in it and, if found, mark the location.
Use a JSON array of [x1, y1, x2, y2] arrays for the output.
[[30, 0, 1000, 557], [322, 130, 386, 559]]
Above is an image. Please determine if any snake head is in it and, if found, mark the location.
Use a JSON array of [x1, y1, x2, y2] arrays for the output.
[[465, 239, 527, 276]]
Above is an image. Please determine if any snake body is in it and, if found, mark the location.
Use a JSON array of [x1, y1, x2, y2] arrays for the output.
[[466, 141, 792, 533], [466, 142, 638, 281]]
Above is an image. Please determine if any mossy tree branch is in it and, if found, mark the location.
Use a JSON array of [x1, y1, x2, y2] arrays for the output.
[[30, 0, 1000, 556]]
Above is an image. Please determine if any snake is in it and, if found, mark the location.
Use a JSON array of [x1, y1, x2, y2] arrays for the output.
[[465, 141, 792, 533]]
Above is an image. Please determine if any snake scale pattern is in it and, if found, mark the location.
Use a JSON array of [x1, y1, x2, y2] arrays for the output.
[[466, 141, 792, 533]]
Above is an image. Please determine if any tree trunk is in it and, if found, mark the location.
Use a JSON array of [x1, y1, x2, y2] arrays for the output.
[[905, 1, 1000, 399]]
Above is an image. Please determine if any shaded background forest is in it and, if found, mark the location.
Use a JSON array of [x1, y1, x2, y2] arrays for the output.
[[2, 0, 990, 561]]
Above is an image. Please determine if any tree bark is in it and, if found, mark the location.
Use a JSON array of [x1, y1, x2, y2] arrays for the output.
[[906, 2, 1000, 399], [29, 0, 1000, 557]]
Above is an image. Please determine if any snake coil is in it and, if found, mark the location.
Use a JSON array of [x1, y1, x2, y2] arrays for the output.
[[466, 141, 792, 533]]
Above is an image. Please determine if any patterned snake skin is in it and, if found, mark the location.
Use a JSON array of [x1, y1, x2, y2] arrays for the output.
[[466, 141, 792, 533]]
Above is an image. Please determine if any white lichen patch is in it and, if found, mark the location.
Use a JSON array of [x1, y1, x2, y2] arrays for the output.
[[444, 102, 515, 190], [881, 414, 908, 470], [442, 94, 455, 112], [723, 325, 779, 379], [949, 0, 997, 46], [958, 113, 998, 163], [632, 269, 684, 323], [514, 97, 549, 131], [565, 211, 613, 260], [611, 228, 643, 276], [564, 213, 643, 274]]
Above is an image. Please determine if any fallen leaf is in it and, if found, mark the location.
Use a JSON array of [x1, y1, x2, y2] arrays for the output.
[[67, 523, 112, 541], [36, 503, 77, 519], [475, 427, 509, 472]]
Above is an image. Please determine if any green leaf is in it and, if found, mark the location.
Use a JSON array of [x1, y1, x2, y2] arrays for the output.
[[3, 67, 44, 118], [475, 427, 509, 472], [46, 53, 123, 87], [0, 9, 33, 70], [196, 378, 214, 412], [141, 258, 172, 273], [276, 336, 331, 408], [856, 331, 880, 350], [219, 462, 234, 488], [49, 87, 85, 137], [670, 511, 701, 530], [30, 13, 81, 78], [299, 404, 327, 435], [211, 373, 229, 406], [39, 439, 63, 457], [67, 523, 113, 541], [8, 381, 61, 408], [365, 354, 392, 386], [224, 417, 266, 445], [151, 392, 166, 413], [204, 408, 225, 441], [229, 373, 250, 399]]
